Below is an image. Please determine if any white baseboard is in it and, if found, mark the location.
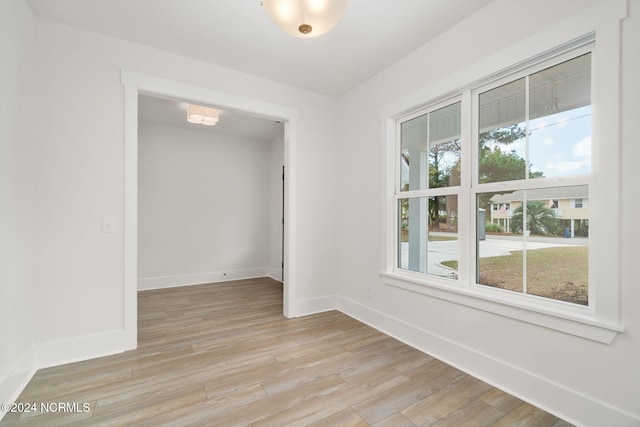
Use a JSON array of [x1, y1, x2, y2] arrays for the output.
[[0, 347, 37, 422], [137, 268, 270, 291], [337, 296, 639, 427], [0, 330, 131, 422], [35, 330, 130, 369], [295, 295, 338, 317], [268, 267, 283, 282], [7, 291, 635, 426]]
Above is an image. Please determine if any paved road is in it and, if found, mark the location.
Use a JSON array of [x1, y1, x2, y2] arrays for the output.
[[400, 234, 588, 278]]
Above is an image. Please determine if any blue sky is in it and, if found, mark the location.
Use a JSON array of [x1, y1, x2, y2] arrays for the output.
[[496, 105, 592, 178]]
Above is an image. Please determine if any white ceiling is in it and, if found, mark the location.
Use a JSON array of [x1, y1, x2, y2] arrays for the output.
[[138, 94, 284, 142], [26, 0, 495, 98], [26, 0, 495, 140]]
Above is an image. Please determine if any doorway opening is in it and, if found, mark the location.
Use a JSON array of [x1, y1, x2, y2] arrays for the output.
[[122, 71, 299, 350], [137, 94, 284, 288]]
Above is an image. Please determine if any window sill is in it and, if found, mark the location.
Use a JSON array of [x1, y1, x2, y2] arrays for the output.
[[380, 271, 623, 344]]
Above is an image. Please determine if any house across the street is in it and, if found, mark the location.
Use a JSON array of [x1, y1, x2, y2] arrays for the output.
[[489, 185, 589, 237]]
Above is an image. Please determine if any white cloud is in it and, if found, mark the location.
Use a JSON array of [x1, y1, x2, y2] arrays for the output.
[[547, 161, 584, 173], [543, 137, 555, 146], [495, 139, 525, 155], [573, 136, 591, 158]]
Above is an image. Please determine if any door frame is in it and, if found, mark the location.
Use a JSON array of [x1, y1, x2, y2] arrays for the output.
[[121, 70, 299, 349]]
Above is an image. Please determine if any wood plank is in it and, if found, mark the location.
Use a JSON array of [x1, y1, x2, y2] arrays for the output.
[[431, 398, 506, 427], [0, 278, 572, 426], [493, 401, 562, 427], [308, 408, 369, 427], [402, 374, 494, 425]]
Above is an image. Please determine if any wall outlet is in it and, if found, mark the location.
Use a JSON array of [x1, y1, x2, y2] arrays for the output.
[[367, 285, 372, 298]]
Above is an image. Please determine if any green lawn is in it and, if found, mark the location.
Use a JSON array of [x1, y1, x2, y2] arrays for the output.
[[443, 246, 588, 305]]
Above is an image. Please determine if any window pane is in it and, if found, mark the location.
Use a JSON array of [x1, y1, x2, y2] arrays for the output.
[[529, 54, 592, 178], [477, 190, 524, 293], [400, 102, 461, 191], [399, 195, 458, 279], [477, 185, 589, 305], [478, 78, 527, 184]]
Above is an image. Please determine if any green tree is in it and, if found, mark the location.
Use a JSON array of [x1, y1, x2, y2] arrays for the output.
[[510, 200, 561, 236], [403, 124, 543, 230], [429, 140, 461, 188], [428, 140, 460, 230], [479, 148, 528, 183], [477, 124, 543, 211], [478, 124, 543, 184], [480, 124, 526, 149]]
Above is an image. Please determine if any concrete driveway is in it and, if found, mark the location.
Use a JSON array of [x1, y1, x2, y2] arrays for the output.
[[399, 234, 588, 278]]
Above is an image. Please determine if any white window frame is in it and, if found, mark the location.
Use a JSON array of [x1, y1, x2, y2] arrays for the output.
[[395, 96, 463, 279], [380, 10, 626, 344], [572, 198, 587, 209], [468, 46, 593, 312]]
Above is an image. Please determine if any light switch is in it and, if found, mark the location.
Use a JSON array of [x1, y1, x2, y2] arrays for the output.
[[102, 217, 116, 233]]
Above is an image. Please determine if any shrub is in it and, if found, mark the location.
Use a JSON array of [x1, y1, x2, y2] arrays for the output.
[[485, 223, 503, 233]]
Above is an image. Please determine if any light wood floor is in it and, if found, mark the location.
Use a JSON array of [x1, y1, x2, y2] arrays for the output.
[[1, 278, 572, 426]]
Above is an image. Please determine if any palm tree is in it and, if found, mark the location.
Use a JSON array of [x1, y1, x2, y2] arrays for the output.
[[510, 200, 561, 236]]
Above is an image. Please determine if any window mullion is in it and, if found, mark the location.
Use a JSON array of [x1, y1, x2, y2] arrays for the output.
[[525, 75, 530, 180], [523, 75, 530, 296], [382, 24, 625, 341], [459, 90, 473, 287]]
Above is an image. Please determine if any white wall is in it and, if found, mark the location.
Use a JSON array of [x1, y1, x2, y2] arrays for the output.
[[6, 0, 638, 425], [269, 135, 285, 281], [336, 0, 639, 426], [0, 0, 38, 408], [32, 15, 340, 359], [138, 121, 280, 289]]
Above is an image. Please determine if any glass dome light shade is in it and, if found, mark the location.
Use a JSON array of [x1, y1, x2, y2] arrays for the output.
[[262, 0, 348, 38]]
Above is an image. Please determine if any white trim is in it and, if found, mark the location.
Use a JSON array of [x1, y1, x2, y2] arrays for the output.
[[379, 1, 626, 120], [587, 12, 622, 321], [138, 268, 273, 291], [121, 71, 300, 348], [382, 117, 396, 273], [337, 295, 639, 427], [123, 83, 138, 351], [379, 0, 626, 344], [268, 267, 283, 282], [295, 295, 338, 317], [380, 272, 621, 344], [121, 72, 299, 122], [0, 348, 36, 422], [35, 331, 127, 370], [283, 119, 297, 317]]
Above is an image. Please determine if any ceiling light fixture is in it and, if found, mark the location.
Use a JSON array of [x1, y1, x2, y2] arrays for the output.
[[187, 104, 219, 126], [261, 0, 348, 38]]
